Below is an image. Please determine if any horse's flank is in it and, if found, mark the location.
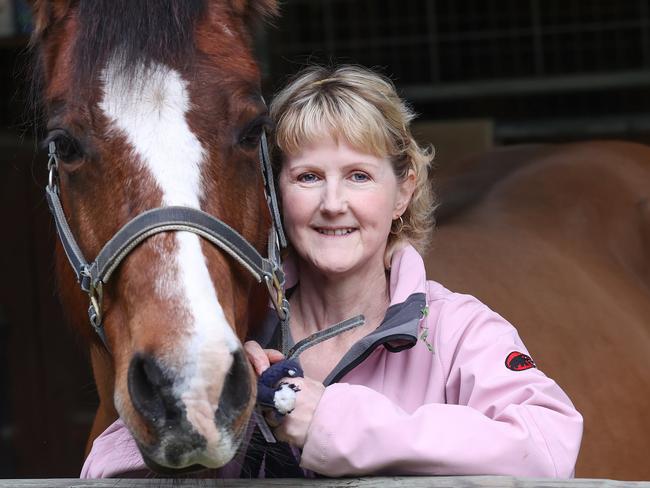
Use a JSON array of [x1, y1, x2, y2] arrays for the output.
[[428, 140, 650, 479]]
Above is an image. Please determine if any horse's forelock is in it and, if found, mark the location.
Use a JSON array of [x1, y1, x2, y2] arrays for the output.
[[28, 0, 278, 112], [25, 0, 206, 133], [71, 0, 278, 89], [72, 0, 207, 92]]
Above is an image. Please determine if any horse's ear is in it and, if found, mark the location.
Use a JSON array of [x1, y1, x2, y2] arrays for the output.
[[230, 0, 279, 22], [28, 0, 74, 45], [28, 0, 50, 43]]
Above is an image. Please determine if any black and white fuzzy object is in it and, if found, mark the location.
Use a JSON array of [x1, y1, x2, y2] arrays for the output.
[[257, 359, 303, 415]]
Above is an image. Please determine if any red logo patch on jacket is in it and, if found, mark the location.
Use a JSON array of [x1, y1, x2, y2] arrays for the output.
[[505, 351, 536, 371]]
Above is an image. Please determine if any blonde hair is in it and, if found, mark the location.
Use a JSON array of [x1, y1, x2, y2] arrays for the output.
[[270, 65, 436, 257]]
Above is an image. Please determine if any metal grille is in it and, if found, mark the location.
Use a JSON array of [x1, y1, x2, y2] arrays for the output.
[[268, 0, 650, 92], [266, 0, 650, 140]]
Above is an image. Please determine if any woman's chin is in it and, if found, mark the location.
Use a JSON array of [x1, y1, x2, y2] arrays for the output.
[[314, 257, 383, 279], [304, 248, 387, 280], [309, 256, 359, 277]]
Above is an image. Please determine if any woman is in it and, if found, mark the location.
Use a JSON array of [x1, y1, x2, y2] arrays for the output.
[[247, 65, 582, 477], [82, 65, 582, 478]]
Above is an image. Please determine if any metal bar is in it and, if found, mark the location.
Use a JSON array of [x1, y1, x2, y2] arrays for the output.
[[435, 20, 646, 43], [640, 0, 650, 67], [495, 113, 650, 142], [323, 0, 335, 53], [400, 69, 650, 100], [426, 0, 440, 82], [530, 0, 545, 76]]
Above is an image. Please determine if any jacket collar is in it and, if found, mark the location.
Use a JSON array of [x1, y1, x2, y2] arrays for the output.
[[251, 245, 428, 384]]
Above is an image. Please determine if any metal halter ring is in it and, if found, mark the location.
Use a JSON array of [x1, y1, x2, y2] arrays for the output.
[[47, 142, 59, 191]]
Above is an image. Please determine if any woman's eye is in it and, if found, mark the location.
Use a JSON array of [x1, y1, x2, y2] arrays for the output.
[[297, 173, 319, 183], [350, 172, 370, 182]]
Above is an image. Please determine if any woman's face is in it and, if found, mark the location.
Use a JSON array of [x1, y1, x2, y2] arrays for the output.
[[279, 136, 413, 280]]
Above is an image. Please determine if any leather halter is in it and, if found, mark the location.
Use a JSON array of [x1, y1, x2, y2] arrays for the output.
[[45, 133, 289, 350]]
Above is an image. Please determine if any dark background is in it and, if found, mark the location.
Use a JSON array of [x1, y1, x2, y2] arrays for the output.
[[2, 0, 650, 477]]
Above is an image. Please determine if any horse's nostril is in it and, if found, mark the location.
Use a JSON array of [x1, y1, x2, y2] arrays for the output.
[[215, 348, 252, 425], [128, 353, 181, 426]]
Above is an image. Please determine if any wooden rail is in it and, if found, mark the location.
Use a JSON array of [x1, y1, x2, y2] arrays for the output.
[[0, 478, 649, 488]]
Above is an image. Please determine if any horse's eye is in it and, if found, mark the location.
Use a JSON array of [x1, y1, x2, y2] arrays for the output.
[[238, 118, 269, 150], [46, 130, 83, 162], [238, 124, 263, 149]]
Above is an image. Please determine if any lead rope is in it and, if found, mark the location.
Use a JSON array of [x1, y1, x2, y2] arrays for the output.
[[285, 314, 365, 360], [254, 313, 365, 446]]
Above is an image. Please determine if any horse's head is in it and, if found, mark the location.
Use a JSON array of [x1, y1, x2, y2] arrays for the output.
[[30, 0, 277, 471]]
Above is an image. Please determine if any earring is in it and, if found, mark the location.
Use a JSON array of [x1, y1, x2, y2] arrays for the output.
[[392, 215, 404, 234]]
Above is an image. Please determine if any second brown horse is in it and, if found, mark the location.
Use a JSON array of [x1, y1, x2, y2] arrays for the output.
[[427, 141, 650, 480]]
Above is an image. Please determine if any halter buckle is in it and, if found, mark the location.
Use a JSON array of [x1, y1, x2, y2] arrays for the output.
[[85, 275, 104, 330], [265, 272, 287, 321]]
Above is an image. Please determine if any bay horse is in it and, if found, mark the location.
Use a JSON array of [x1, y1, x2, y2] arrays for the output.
[[29, 0, 279, 473], [426, 141, 650, 480]]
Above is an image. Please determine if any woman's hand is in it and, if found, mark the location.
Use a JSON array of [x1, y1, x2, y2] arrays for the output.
[[270, 375, 325, 448], [243, 340, 325, 448]]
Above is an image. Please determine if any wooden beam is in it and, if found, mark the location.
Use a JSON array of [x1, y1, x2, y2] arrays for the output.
[[0, 477, 649, 488]]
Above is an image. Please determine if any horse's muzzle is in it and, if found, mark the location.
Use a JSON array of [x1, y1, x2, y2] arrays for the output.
[[127, 348, 253, 471]]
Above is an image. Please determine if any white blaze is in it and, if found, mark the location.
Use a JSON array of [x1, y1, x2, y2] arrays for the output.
[[100, 61, 240, 462]]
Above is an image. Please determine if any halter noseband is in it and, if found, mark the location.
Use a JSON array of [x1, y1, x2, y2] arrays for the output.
[[45, 132, 289, 350]]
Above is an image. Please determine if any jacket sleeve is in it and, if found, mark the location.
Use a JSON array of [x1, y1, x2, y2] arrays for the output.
[[299, 296, 583, 478], [80, 419, 148, 478]]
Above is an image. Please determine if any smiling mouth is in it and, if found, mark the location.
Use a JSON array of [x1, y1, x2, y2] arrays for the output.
[[315, 228, 356, 236]]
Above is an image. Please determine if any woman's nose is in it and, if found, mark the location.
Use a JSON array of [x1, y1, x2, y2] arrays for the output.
[[320, 181, 347, 214]]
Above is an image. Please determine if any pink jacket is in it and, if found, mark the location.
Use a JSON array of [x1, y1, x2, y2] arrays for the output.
[[81, 245, 583, 478]]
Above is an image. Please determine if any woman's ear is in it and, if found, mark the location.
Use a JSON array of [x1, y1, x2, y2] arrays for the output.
[[394, 169, 416, 216]]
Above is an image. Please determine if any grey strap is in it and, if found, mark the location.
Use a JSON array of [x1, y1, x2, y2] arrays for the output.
[[259, 132, 287, 248], [88, 206, 274, 287], [286, 314, 366, 360], [47, 187, 279, 291], [45, 185, 90, 286]]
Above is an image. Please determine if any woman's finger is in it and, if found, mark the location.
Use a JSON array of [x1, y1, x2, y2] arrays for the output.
[[244, 341, 286, 375], [243, 340, 270, 375], [265, 348, 285, 364]]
